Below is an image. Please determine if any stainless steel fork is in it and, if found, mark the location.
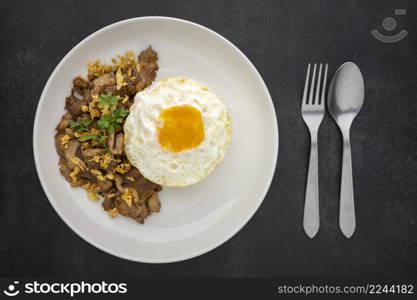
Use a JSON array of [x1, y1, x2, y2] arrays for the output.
[[301, 63, 328, 238]]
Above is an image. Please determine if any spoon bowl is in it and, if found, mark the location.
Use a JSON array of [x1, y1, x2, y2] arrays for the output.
[[328, 62, 364, 131]]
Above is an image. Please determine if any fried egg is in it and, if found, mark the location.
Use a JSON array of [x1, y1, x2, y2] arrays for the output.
[[124, 77, 232, 187]]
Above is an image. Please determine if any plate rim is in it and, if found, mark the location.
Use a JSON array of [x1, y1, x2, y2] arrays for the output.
[[33, 16, 279, 263]]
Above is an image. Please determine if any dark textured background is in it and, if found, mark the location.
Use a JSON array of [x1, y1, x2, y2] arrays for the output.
[[0, 0, 416, 279]]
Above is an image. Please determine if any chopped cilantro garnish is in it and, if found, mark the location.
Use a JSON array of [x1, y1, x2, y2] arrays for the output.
[[77, 133, 109, 152], [98, 93, 119, 106], [97, 109, 129, 134], [78, 134, 103, 142], [69, 120, 91, 132]]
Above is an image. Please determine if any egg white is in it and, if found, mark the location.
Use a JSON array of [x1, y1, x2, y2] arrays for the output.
[[124, 77, 232, 187]]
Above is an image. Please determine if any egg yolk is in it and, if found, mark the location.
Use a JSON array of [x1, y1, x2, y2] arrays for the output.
[[158, 105, 205, 152]]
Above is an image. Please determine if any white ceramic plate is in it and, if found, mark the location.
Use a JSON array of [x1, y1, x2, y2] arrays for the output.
[[33, 17, 278, 263]]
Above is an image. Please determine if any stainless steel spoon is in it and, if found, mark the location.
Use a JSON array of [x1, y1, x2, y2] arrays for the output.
[[327, 62, 364, 238]]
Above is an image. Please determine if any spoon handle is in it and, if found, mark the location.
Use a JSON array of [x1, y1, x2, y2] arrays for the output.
[[303, 131, 320, 238], [340, 132, 356, 238]]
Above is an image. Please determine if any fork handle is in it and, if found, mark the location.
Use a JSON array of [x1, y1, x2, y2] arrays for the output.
[[339, 132, 356, 238], [303, 131, 320, 238]]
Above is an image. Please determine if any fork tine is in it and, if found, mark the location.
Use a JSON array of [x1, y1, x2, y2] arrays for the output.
[[320, 64, 328, 106], [314, 64, 323, 105], [302, 63, 311, 106], [308, 63, 317, 105]]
